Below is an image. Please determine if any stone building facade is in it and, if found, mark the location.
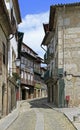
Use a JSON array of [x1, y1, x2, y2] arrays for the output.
[[0, 0, 21, 117], [6, 0, 21, 113], [42, 3, 80, 107], [0, 0, 12, 116]]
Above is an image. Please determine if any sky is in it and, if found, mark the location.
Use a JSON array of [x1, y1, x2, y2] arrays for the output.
[[18, 0, 80, 58]]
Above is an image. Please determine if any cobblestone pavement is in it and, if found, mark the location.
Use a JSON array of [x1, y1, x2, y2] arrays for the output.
[[7, 101, 36, 130], [6, 98, 76, 130], [41, 108, 76, 130], [30, 99, 76, 130]]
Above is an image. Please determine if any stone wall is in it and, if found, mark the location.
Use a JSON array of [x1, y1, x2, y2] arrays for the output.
[[0, 25, 8, 116], [8, 77, 17, 113], [58, 6, 80, 106]]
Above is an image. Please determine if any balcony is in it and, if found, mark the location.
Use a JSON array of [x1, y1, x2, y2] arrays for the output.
[[44, 49, 54, 64], [44, 69, 58, 83], [34, 69, 41, 75], [44, 70, 52, 82], [21, 79, 34, 86]]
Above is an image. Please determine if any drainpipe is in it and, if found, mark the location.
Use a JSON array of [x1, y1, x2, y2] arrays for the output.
[[63, 5, 65, 77], [40, 44, 46, 52], [62, 5, 65, 107]]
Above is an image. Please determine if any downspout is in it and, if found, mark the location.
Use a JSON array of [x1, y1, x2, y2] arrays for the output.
[[62, 5, 65, 107], [63, 5, 65, 77], [40, 44, 46, 52]]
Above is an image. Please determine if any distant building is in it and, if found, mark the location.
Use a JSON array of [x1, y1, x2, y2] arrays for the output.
[[42, 3, 80, 107], [34, 56, 45, 98], [20, 43, 47, 100], [40, 67, 47, 97], [20, 43, 36, 99]]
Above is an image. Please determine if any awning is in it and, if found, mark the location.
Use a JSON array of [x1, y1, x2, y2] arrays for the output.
[[25, 87, 29, 90]]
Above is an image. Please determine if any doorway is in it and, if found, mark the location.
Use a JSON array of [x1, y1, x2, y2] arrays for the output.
[[22, 89, 26, 100]]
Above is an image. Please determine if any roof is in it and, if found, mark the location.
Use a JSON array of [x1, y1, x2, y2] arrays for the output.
[[12, 0, 21, 24], [21, 51, 37, 60], [21, 43, 43, 63], [41, 31, 54, 45], [0, 0, 12, 36], [22, 42, 38, 55], [43, 23, 49, 34], [51, 2, 80, 7], [49, 2, 80, 30]]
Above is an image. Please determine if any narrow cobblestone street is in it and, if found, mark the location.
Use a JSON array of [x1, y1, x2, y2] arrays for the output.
[[6, 98, 76, 130]]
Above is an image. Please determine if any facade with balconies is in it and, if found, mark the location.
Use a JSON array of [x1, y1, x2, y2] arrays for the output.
[[34, 56, 43, 98], [20, 43, 47, 99], [21, 43, 36, 99]]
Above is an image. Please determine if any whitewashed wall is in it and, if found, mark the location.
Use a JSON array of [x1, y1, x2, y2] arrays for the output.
[[5, 0, 18, 75]]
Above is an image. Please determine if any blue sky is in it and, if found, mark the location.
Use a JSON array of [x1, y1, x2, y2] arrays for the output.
[[18, 0, 80, 58], [19, 0, 80, 18]]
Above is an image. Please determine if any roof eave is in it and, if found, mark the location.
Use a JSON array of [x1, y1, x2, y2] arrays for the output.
[[22, 42, 38, 55], [0, 0, 12, 36], [49, 6, 56, 31], [12, 0, 22, 24], [41, 31, 54, 46]]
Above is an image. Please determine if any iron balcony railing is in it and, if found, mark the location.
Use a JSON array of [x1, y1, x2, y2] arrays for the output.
[[34, 68, 41, 75], [44, 70, 52, 81], [44, 49, 54, 63], [44, 69, 58, 82]]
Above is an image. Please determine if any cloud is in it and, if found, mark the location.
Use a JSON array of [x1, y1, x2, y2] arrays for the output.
[[18, 11, 49, 58]]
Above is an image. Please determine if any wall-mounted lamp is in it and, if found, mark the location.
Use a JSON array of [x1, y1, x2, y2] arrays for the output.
[[15, 58, 20, 67]]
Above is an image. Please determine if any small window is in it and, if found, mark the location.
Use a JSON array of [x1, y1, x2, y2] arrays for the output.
[[28, 74, 30, 80], [21, 71, 24, 78]]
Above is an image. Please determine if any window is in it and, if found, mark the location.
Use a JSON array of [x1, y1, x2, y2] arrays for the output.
[[31, 75, 33, 81], [21, 57, 24, 64], [24, 72, 26, 80], [21, 71, 24, 78], [3, 43, 5, 64], [28, 74, 30, 80]]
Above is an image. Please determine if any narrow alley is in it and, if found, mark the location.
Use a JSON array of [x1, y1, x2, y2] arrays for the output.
[[1, 1, 80, 130], [6, 98, 76, 130]]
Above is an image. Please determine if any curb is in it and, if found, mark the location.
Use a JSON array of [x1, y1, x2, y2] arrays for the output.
[[0, 109, 19, 130], [63, 113, 78, 130], [0, 101, 23, 130], [44, 103, 78, 130]]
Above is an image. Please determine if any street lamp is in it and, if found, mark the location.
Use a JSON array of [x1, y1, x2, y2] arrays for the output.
[[15, 58, 20, 67]]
